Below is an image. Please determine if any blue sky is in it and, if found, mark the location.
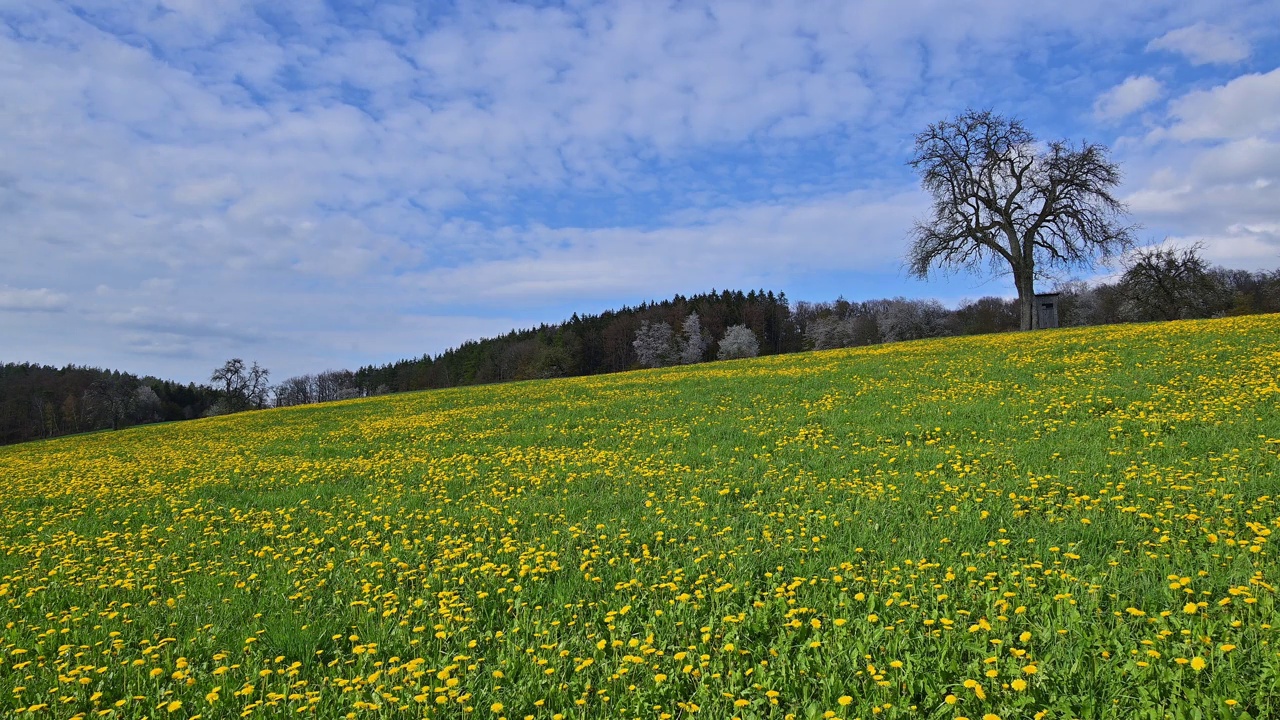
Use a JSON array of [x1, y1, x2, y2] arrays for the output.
[[2, 1, 1279, 383]]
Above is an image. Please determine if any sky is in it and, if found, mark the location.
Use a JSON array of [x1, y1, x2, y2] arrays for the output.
[[2, 1, 1279, 384]]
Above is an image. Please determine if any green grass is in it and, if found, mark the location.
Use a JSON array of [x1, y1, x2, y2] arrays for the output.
[[1, 315, 1278, 720]]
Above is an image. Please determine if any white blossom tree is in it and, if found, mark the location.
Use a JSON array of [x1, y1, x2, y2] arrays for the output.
[[633, 321, 675, 368], [678, 313, 706, 364], [716, 325, 759, 360]]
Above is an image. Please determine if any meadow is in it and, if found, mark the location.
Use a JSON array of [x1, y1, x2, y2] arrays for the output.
[[2, 315, 1278, 720]]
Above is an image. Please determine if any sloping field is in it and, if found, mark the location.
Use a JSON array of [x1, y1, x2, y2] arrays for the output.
[[2, 316, 1279, 720]]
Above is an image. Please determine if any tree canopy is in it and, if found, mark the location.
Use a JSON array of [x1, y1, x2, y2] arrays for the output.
[[907, 109, 1135, 329]]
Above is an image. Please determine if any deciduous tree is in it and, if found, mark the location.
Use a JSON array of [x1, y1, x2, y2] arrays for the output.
[[907, 109, 1134, 329], [717, 325, 759, 360], [1120, 243, 1229, 321], [679, 313, 706, 364], [633, 321, 675, 368]]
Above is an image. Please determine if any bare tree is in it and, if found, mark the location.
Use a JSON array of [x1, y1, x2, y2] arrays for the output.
[[806, 315, 866, 350], [1120, 243, 1230, 321], [211, 358, 270, 412], [273, 375, 313, 407], [952, 296, 1020, 335], [907, 109, 1135, 330], [867, 298, 952, 342], [211, 358, 248, 410], [246, 362, 271, 409], [678, 313, 706, 364], [315, 369, 360, 402], [717, 325, 759, 360]]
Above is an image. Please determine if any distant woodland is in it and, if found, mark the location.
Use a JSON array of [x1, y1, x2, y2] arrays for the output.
[[3, 254, 1278, 446], [0, 366, 219, 445]]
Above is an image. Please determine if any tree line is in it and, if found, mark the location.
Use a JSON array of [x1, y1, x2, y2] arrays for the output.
[[350, 289, 797, 392], [350, 254, 1278, 394], [2, 252, 1277, 446], [0, 364, 220, 445]]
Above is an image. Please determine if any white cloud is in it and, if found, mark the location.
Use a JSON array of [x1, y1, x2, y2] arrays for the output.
[[0, 287, 70, 312], [1162, 68, 1280, 141], [1161, 225, 1280, 268], [1123, 69, 1280, 273], [1094, 76, 1163, 120], [1146, 22, 1251, 65], [3, 1, 1280, 381], [407, 189, 926, 309], [106, 307, 265, 343]]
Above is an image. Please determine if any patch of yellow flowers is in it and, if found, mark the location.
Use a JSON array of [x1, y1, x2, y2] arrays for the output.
[[1, 314, 1278, 718]]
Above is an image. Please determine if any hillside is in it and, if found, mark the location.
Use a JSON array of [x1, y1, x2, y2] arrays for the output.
[[2, 315, 1278, 719]]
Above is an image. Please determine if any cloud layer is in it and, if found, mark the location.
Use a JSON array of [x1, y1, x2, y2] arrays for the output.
[[2, 1, 1279, 381], [1147, 23, 1252, 65]]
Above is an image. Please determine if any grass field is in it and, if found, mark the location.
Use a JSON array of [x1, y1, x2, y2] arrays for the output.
[[2, 316, 1279, 720]]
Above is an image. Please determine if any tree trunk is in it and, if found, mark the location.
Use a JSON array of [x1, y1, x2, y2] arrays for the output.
[[1015, 270, 1037, 331]]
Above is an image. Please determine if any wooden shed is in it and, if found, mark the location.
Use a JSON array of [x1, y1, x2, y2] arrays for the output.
[[1035, 293, 1060, 329]]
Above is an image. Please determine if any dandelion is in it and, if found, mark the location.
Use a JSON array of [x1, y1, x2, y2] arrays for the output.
[[0, 310, 1273, 719]]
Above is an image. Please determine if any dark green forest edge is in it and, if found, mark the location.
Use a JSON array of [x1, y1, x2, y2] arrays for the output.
[[3, 255, 1278, 447]]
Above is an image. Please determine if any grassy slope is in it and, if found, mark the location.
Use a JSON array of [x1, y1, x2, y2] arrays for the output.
[[1, 316, 1279, 720]]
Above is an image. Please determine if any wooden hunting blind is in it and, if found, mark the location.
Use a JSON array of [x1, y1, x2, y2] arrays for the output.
[[1035, 293, 1060, 329]]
